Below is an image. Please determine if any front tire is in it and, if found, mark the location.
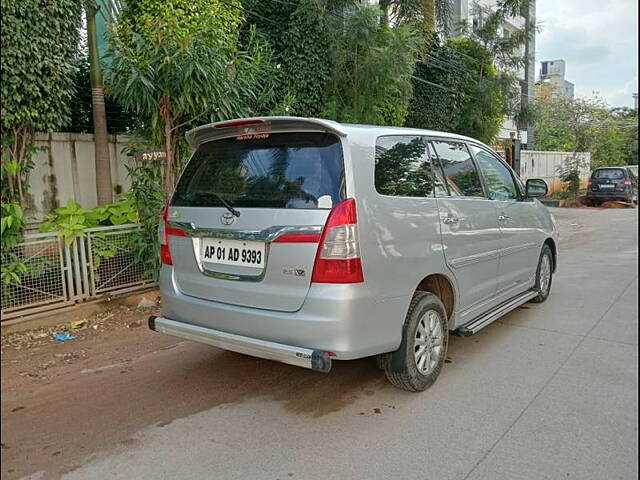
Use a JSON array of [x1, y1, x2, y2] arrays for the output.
[[531, 244, 554, 303], [383, 292, 449, 392]]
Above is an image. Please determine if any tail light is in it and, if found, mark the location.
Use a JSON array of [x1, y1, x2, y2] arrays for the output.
[[311, 198, 364, 283], [624, 177, 632, 185], [159, 201, 185, 266], [588, 177, 594, 185]]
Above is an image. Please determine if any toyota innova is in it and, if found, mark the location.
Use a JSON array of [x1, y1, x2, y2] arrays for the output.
[[149, 117, 557, 392]]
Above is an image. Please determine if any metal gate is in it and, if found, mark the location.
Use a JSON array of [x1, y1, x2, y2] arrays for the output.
[[1, 224, 156, 321]]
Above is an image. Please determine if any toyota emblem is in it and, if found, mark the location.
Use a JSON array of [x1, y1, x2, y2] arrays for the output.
[[221, 212, 235, 225]]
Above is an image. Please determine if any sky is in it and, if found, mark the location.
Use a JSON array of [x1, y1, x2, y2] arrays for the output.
[[535, 0, 638, 108]]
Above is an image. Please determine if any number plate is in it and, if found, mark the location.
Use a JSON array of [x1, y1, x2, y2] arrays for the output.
[[201, 238, 266, 269], [600, 184, 615, 189]]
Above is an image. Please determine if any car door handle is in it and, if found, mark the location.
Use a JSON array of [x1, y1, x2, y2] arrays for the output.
[[442, 215, 459, 224]]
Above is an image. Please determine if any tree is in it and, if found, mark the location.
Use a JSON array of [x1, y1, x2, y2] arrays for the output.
[[87, 2, 114, 204], [1, 0, 82, 204], [107, 1, 274, 194], [322, 5, 420, 126], [62, 57, 138, 135], [405, 0, 534, 143], [379, 0, 453, 36], [406, 34, 466, 130], [447, 36, 509, 143], [241, 0, 332, 117], [533, 92, 638, 170], [405, 36, 508, 144]]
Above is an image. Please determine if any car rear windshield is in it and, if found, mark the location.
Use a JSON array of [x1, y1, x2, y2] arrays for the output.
[[593, 168, 625, 180], [172, 132, 345, 209]]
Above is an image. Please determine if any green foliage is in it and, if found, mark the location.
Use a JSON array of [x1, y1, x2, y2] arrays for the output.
[[1, 201, 26, 284], [1, 202, 24, 249], [533, 94, 638, 170], [446, 37, 507, 143], [107, 1, 275, 193], [323, 5, 420, 126], [1, 0, 82, 203], [118, 0, 243, 42], [124, 145, 167, 280], [406, 36, 507, 143], [1, 0, 82, 134], [62, 57, 138, 134], [557, 155, 587, 198], [40, 197, 139, 244], [241, 0, 332, 117], [405, 37, 466, 131], [406, 0, 534, 142]]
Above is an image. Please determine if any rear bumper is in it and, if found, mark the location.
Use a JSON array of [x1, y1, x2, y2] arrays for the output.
[[148, 316, 332, 372], [587, 190, 632, 200], [158, 266, 407, 360]]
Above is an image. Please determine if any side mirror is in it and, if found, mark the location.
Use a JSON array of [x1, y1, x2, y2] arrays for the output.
[[525, 178, 548, 198]]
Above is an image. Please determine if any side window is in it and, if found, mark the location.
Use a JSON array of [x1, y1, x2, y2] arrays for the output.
[[375, 136, 441, 197], [431, 140, 485, 198], [469, 145, 519, 201]]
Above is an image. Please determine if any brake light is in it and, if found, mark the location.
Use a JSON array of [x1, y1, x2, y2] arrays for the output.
[[273, 233, 321, 243], [160, 201, 185, 266], [624, 177, 632, 185], [311, 198, 364, 283], [588, 177, 593, 185], [213, 119, 265, 129]]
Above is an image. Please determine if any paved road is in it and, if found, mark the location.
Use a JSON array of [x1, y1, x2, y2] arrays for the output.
[[2, 207, 638, 480]]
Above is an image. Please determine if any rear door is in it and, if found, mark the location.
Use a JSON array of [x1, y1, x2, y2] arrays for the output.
[[429, 139, 501, 324], [167, 129, 346, 312]]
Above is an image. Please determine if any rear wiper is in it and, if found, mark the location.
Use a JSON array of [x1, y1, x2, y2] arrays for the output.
[[214, 193, 241, 217]]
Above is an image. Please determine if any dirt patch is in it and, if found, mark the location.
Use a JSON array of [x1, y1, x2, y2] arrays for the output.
[[1, 304, 386, 480], [600, 200, 634, 209]]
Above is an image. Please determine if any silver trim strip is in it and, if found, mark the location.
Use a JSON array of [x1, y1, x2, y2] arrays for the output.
[[152, 316, 324, 370], [449, 249, 501, 269], [169, 223, 323, 281], [456, 289, 538, 336], [168, 222, 323, 242], [500, 242, 537, 257]]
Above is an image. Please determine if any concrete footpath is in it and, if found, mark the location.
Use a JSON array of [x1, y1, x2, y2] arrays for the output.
[[1, 207, 637, 480]]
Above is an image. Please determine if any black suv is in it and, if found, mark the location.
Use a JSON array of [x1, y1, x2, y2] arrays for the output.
[[586, 167, 638, 206]]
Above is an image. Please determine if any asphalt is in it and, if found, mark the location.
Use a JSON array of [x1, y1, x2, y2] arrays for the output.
[[2, 207, 638, 480]]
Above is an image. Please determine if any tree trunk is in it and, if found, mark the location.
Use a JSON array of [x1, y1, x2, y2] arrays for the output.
[[159, 95, 175, 195], [163, 122, 175, 195], [87, 3, 113, 205]]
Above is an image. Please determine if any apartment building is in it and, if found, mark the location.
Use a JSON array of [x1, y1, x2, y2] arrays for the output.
[[451, 0, 536, 146], [536, 59, 575, 98]]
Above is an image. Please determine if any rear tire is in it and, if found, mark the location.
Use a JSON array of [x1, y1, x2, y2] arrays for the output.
[[383, 292, 449, 392], [531, 244, 554, 303]]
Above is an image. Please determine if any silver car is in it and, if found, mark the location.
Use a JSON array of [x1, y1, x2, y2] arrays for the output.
[[149, 117, 557, 392]]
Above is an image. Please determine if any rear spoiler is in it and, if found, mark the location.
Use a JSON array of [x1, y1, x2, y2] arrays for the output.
[[185, 116, 348, 150]]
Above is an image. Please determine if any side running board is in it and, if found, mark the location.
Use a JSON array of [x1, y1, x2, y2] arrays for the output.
[[453, 289, 539, 337]]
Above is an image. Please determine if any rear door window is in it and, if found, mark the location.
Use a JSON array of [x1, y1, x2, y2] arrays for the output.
[[374, 136, 446, 197], [593, 168, 625, 180], [431, 140, 485, 198], [172, 132, 345, 209]]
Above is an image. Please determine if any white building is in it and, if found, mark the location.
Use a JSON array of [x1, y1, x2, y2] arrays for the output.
[[451, 0, 536, 145], [536, 59, 575, 98]]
